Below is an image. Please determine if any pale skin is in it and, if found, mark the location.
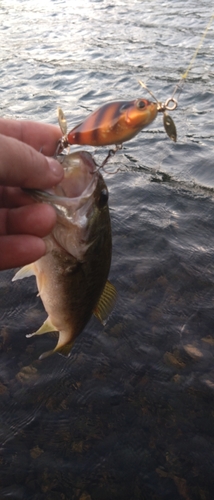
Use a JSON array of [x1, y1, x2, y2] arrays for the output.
[[0, 118, 63, 271]]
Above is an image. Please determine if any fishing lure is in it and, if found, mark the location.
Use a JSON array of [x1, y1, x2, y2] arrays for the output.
[[56, 13, 214, 155], [56, 95, 177, 155]]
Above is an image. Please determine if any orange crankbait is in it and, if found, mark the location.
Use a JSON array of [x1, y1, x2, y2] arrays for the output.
[[56, 92, 177, 155], [67, 99, 158, 147]]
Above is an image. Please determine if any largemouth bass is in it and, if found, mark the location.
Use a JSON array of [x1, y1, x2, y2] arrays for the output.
[[13, 151, 116, 359]]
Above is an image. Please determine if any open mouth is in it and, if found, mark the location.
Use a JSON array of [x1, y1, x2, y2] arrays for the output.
[[24, 152, 97, 205], [54, 151, 97, 199]]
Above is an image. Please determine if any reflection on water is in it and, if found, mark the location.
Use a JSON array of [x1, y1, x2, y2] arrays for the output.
[[0, 0, 214, 499]]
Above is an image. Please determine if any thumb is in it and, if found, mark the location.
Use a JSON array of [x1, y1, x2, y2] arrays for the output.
[[0, 134, 64, 189]]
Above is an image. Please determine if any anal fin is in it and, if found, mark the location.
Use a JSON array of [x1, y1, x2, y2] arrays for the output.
[[39, 341, 74, 360]]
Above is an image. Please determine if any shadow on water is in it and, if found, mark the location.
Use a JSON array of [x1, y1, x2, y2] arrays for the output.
[[1, 0, 214, 498]]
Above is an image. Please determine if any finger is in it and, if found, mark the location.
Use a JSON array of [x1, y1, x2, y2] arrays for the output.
[[0, 119, 62, 156], [0, 204, 57, 237], [0, 235, 46, 271], [0, 134, 64, 189], [0, 186, 35, 208]]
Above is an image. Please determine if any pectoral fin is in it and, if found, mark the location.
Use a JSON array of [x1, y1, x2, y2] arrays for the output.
[[93, 280, 117, 325], [26, 317, 56, 338], [12, 264, 35, 282]]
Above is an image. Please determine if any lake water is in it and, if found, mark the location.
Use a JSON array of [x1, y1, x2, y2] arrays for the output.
[[0, 1, 214, 499]]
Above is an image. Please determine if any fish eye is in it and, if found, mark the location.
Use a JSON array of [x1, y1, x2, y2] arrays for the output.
[[137, 99, 146, 109], [98, 188, 108, 208]]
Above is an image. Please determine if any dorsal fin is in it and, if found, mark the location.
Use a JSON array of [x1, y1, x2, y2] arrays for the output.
[[93, 280, 117, 325]]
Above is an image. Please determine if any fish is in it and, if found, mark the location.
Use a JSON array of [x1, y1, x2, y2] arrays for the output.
[[60, 98, 158, 149], [13, 151, 116, 360]]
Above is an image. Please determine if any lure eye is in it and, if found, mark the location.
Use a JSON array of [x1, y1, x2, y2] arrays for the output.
[[98, 188, 108, 208], [137, 99, 146, 109]]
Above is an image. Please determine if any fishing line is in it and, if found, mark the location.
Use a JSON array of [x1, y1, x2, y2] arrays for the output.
[[138, 13, 214, 142], [140, 12, 214, 103], [172, 12, 214, 100]]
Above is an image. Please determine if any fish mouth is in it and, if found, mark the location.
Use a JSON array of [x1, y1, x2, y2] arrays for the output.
[[25, 151, 98, 218], [55, 151, 97, 199]]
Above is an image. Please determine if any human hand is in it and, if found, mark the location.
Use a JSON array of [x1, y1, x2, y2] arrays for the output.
[[0, 118, 63, 271]]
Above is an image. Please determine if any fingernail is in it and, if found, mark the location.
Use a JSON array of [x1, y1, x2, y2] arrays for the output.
[[46, 157, 64, 178]]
